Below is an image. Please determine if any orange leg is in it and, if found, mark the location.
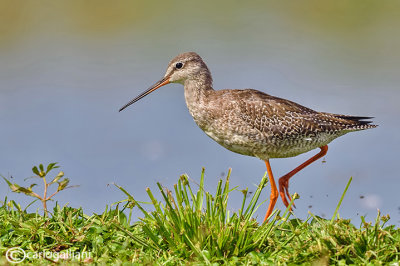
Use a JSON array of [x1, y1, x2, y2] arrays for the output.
[[263, 159, 279, 223], [279, 145, 328, 209]]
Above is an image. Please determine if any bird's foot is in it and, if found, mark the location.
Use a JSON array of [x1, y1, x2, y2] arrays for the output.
[[279, 178, 295, 210]]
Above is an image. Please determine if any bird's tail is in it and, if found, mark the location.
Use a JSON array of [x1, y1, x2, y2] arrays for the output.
[[333, 115, 377, 130]]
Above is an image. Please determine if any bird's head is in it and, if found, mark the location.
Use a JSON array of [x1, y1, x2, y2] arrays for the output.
[[164, 52, 210, 84], [119, 52, 211, 112]]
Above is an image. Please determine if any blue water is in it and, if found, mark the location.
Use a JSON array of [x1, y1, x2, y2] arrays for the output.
[[1, 1, 399, 225]]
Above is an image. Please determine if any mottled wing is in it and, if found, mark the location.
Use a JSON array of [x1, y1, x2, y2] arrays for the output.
[[232, 89, 376, 139]]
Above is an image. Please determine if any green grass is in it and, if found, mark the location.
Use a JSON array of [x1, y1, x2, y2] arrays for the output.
[[1, 167, 400, 265]]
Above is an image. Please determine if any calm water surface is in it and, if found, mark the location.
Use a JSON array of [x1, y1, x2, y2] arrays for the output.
[[1, 1, 399, 224]]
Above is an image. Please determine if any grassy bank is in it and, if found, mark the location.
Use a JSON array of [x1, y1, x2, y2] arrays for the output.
[[1, 165, 399, 265]]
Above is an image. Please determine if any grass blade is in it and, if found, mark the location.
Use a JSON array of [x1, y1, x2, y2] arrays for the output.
[[331, 176, 352, 223]]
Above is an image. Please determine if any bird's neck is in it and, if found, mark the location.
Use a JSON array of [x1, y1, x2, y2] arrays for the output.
[[184, 75, 214, 125], [184, 72, 213, 104]]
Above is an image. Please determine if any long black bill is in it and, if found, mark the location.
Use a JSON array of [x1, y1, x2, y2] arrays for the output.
[[119, 77, 170, 112]]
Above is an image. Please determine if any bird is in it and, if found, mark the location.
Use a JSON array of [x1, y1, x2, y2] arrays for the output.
[[119, 52, 376, 223]]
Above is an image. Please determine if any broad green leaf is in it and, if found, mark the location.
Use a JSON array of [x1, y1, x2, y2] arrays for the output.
[[46, 162, 59, 174], [38, 164, 45, 177], [32, 166, 40, 176], [14, 186, 34, 195]]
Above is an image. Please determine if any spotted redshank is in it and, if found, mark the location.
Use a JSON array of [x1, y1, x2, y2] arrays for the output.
[[119, 52, 377, 222]]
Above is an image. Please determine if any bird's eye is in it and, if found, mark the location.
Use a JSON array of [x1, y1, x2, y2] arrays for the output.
[[175, 62, 183, 69]]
